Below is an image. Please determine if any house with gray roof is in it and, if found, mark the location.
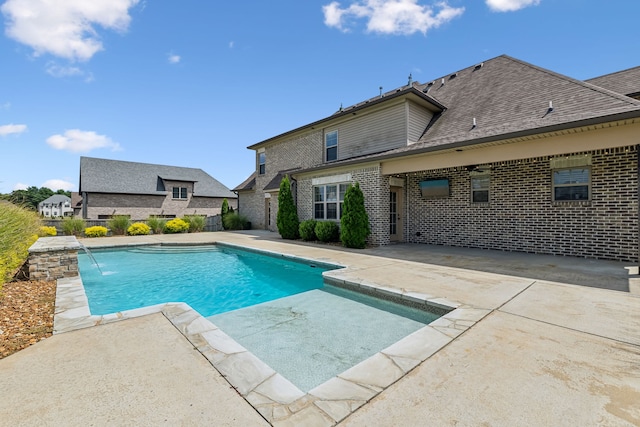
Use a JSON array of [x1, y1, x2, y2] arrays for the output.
[[79, 157, 236, 220], [235, 54, 640, 262], [38, 194, 73, 218]]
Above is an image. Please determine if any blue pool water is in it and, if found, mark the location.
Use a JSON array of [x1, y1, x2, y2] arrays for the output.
[[78, 245, 334, 316]]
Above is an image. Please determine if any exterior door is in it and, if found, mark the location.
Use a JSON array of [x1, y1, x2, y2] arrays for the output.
[[265, 197, 271, 230], [390, 187, 403, 242]]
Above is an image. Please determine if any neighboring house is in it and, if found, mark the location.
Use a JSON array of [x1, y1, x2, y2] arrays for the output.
[[38, 194, 73, 217], [79, 157, 237, 220], [235, 55, 640, 262]]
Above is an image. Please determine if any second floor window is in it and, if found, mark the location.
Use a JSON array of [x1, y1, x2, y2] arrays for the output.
[[325, 131, 338, 162], [258, 152, 266, 175], [172, 187, 188, 199]]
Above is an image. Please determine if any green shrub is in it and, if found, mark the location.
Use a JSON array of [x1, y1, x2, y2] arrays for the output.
[[276, 175, 299, 239], [107, 215, 130, 236], [340, 182, 370, 249], [221, 198, 230, 230], [0, 201, 40, 285], [164, 218, 189, 234], [61, 217, 85, 236], [183, 215, 206, 233], [315, 221, 340, 243], [127, 222, 151, 236], [39, 226, 57, 236], [299, 219, 317, 241], [223, 212, 249, 230], [146, 216, 166, 234], [84, 226, 108, 238]]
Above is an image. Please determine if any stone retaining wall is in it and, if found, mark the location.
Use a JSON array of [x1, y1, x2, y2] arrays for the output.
[[28, 236, 81, 281]]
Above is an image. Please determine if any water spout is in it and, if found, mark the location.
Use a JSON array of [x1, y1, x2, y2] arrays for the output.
[[78, 243, 103, 275]]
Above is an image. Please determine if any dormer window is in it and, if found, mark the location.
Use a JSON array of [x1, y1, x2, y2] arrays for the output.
[[325, 130, 338, 162], [172, 187, 188, 199], [258, 152, 266, 175]]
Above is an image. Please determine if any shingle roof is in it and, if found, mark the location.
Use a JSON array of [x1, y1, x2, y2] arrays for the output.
[[232, 172, 256, 192], [585, 65, 640, 98], [288, 55, 640, 175], [39, 195, 71, 205], [79, 157, 236, 198], [263, 169, 300, 192]]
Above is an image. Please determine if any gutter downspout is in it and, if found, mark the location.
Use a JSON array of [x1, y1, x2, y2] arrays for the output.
[[82, 192, 88, 219]]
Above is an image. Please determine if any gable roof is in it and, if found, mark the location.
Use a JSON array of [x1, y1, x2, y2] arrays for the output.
[[585, 65, 640, 98], [292, 55, 640, 173], [233, 172, 256, 192], [39, 194, 71, 206], [79, 157, 236, 198]]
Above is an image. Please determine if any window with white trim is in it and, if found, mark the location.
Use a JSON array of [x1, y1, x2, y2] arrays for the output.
[[552, 167, 590, 201], [471, 173, 490, 203], [172, 187, 188, 199], [258, 152, 266, 175], [325, 131, 338, 162], [314, 183, 349, 220]]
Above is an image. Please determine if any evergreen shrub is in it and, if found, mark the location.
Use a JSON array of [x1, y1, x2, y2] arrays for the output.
[[315, 221, 339, 243], [299, 219, 317, 241], [340, 182, 370, 249], [276, 175, 299, 239]]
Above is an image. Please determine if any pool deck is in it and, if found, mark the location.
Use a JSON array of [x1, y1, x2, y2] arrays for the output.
[[1, 231, 639, 426]]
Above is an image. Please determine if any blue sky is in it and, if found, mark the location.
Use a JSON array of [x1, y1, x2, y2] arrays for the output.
[[1, 0, 638, 194]]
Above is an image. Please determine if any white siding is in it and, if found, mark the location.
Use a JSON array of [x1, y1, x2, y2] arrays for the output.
[[407, 100, 433, 143]]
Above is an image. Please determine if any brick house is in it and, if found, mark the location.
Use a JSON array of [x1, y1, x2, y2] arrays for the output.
[[79, 157, 237, 220], [235, 55, 640, 261]]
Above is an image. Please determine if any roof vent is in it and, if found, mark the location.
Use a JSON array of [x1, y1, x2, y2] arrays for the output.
[[474, 63, 484, 71], [379, 86, 383, 97], [472, 117, 477, 129], [441, 78, 445, 86], [548, 101, 554, 112], [449, 73, 458, 80]]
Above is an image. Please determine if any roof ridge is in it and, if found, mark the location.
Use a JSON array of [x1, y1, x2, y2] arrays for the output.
[[501, 55, 640, 107], [585, 64, 640, 81]]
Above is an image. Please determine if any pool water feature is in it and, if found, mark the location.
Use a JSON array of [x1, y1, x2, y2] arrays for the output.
[[78, 245, 332, 316]]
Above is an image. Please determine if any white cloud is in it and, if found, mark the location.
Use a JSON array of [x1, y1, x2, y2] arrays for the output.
[[45, 62, 83, 78], [41, 179, 76, 191], [1, 0, 140, 61], [486, 0, 540, 12], [168, 53, 181, 64], [46, 129, 122, 153], [229, 41, 235, 49], [322, 0, 464, 35], [0, 123, 27, 136], [13, 182, 28, 191]]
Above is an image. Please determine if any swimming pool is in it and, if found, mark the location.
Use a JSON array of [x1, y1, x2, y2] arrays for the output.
[[78, 245, 334, 316]]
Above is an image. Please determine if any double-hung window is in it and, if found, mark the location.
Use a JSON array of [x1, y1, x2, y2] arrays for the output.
[[172, 187, 188, 199], [258, 152, 266, 175], [314, 183, 349, 220], [471, 173, 490, 203], [552, 167, 590, 201], [325, 131, 338, 162]]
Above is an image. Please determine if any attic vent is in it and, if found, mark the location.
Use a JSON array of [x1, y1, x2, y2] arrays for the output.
[[474, 63, 484, 71], [449, 73, 458, 80], [441, 78, 445, 85]]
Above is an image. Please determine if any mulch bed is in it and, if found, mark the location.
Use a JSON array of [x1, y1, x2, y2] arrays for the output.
[[0, 280, 56, 359]]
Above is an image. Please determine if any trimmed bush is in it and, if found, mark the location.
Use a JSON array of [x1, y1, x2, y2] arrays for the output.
[[276, 175, 299, 239], [183, 215, 206, 233], [299, 219, 317, 241], [61, 217, 85, 236], [221, 198, 230, 230], [315, 221, 339, 243], [0, 201, 40, 285], [223, 212, 249, 230], [39, 226, 57, 236], [107, 215, 130, 236], [164, 218, 189, 234], [340, 182, 370, 249], [146, 216, 166, 234], [127, 222, 151, 236], [84, 226, 108, 238]]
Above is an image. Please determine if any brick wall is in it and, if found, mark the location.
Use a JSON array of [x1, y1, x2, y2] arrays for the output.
[[402, 147, 638, 261]]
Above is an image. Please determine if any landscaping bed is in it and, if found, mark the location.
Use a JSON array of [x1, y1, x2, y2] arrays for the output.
[[0, 280, 56, 359]]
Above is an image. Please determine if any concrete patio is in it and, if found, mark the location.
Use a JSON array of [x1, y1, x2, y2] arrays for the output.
[[1, 231, 638, 426]]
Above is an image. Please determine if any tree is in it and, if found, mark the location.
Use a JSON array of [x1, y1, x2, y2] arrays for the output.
[[221, 198, 230, 230], [340, 182, 370, 249], [276, 175, 299, 239]]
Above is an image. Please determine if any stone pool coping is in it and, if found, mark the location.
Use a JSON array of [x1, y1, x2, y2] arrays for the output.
[[54, 242, 491, 426]]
